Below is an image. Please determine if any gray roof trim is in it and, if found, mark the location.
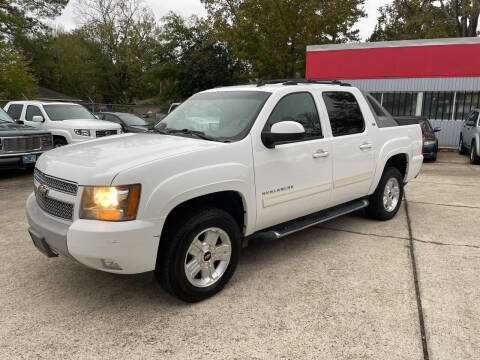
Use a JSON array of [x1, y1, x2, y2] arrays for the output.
[[307, 37, 480, 52]]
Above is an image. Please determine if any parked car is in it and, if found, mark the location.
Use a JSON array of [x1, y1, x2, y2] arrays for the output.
[[26, 80, 423, 302], [4, 101, 122, 148], [96, 112, 154, 133], [395, 116, 440, 161], [0, 106, 52, 169], [458, 109, 480, 164]]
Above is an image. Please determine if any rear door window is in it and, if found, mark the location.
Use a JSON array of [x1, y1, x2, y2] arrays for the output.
[[322, 92, 365, 136], [6, 104, 23, 120]]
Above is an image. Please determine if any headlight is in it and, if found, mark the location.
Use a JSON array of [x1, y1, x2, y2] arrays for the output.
[[424, 140, 436, 146], [80, 185, 141, 221], [74, 129, 91, 136]]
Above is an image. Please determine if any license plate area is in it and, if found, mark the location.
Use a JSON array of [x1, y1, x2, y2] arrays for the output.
[[28, 228, 58, 258], [22, 155, 37, 164]]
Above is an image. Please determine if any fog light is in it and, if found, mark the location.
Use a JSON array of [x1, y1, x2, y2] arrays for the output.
[[101, 259, 123, 270]]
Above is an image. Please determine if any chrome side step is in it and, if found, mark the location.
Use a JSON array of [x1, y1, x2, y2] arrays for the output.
[[248, 198, 369, 242]]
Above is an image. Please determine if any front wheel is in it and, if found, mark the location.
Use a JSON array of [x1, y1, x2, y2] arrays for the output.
[[53, 138, 67, 148], [156, 207, 241, 302], [366, 167, 404, 221], [470, 141, 480, 164], [459, 136, 468, 155]]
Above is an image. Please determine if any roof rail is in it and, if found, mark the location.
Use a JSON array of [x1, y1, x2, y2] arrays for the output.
[[252, 78, 351, 87]]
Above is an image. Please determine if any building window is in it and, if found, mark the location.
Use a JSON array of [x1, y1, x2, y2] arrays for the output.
[[381, 92, 417, 116], [421, 92, 455, 120], [454, 92, 480, 121]]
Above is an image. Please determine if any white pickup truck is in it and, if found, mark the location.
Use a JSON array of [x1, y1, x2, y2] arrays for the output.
[[26, 80, 423, 302], [4, 101, 121, 147]]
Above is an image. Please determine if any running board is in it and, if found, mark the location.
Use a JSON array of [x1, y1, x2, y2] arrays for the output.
[[248, 198, 369, 242]]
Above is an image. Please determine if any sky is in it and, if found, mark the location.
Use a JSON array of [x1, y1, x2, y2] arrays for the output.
[[54, 0, 389, 41]]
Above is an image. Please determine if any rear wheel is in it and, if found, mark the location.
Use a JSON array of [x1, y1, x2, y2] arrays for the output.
[[366, 167, 404, 221], [470, 141, 480, 164], [156, 207, 241, 302], [458, 136, 468, 155]]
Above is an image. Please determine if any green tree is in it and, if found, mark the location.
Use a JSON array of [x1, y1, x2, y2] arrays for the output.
[[369, 0, 478, 42], [75, 0, 159, 103], [0, 43, 37, 99], [19, 30, 99, 100], [156, 13, 247, 101], [0, 0, 68, 42], [201, 0, 366, 79]]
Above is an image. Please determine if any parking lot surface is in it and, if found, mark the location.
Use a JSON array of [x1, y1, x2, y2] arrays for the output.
[[0, 151, 478, 359]]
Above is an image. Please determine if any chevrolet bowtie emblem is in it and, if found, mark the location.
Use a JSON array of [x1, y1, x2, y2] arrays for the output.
[[37, 184, 49, 197]]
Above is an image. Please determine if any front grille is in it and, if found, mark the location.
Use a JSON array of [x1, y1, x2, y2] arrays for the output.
[[34, 188, 74, 220], [34, 169, 78, 195], [3, 136, 41, 152], [96, 130, 117, 138]]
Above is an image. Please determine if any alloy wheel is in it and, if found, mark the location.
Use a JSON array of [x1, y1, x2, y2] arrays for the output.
[[184, 227, 232, 288]]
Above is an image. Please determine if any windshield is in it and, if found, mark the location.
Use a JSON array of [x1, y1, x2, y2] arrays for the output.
[[0, 107, 14, 123], [156, 91, 271, 140], [118, 114, 150, 126], [43, 104, 95, 121]]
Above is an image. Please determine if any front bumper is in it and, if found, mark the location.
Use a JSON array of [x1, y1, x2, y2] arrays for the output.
[[26, 193, 163, 274], [423, 142, 438, 159], [0, 151, 45, 169]]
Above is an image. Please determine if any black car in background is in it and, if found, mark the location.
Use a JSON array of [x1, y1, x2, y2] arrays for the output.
[[395, 116, 441, 161], [95, 112, 154, 133], [0, 106, 53, 169]]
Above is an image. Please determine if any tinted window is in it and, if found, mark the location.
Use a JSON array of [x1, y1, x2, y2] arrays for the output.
[[322, 92, 365, 136], [104, 114, 122, 124], [264, 92, 322, 139], [43, 105, 95, 121], [468, 111, 479, 124], [26, 105, 43, 122], [7, 104, 23, 120], [420, 119, 433, 132]]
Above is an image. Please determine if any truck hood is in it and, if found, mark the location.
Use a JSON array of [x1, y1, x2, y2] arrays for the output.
[[55, 119, 121, 130], [0, 122, 50, 136], [36, 133, 222, 185]]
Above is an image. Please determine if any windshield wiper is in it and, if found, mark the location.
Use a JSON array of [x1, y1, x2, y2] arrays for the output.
[[167, 129, 217, 141], [152, 128, 217, 141]]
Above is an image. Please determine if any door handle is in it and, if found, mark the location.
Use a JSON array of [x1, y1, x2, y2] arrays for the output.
[[359, 143, 373, 150], [313, 150, 329, 158]]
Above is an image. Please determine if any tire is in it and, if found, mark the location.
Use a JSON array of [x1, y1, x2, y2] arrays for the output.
[[366, 167, 404, 221], [156, 207, 241, 302], [458, 136, 468, 155], [53, 138, 67, 148], [470, 141, 480, 165]]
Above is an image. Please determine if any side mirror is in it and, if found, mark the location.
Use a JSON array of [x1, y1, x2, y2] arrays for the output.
[[261, 121, 305, 149], [32, 115, 44, 122], [434, 127, 441, 132], [15, 119, 24, 125]]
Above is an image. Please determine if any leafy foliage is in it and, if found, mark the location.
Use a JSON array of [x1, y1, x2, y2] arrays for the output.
[[201, 0, 366, 79], [0, 43, 37, 99], [369, 0, 479, 41], [156, 13, 247, 101], [0, 0, 68, 41]]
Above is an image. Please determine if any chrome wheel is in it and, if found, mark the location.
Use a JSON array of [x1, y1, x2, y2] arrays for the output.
[[184, 227, 232, 288], [383, 178, 400, 212]]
